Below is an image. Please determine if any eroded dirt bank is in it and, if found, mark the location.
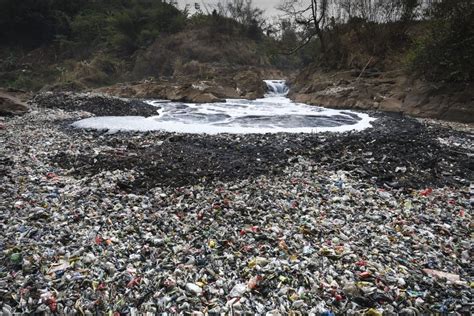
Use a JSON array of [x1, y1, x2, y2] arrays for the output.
[[93, 66, 286, 103], [289, 69, 474, 123]]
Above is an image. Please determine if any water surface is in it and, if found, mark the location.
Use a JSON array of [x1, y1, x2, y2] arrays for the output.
[[72, 80, 375, 134]]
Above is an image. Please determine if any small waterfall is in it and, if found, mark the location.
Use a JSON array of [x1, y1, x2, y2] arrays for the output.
[[264, 80, 289, 96]]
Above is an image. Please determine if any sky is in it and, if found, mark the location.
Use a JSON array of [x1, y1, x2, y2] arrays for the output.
[[177, 0, 284, 18]]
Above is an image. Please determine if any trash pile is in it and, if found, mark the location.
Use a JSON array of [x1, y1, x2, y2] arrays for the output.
[[305, 114, 473, 189], [53, 113, 472, 192], [0, 106, 472, 314], [32, 92, 159, 117]]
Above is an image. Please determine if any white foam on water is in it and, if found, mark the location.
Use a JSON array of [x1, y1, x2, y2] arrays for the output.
[[71, 79, 376, 134], [71, 96, 376, 134]]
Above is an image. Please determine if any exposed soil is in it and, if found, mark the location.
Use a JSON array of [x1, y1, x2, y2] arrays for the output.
[[289, 70, 474, 124]]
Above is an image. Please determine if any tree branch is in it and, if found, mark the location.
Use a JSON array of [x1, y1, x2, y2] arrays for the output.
[[281, 31, 316, 55]]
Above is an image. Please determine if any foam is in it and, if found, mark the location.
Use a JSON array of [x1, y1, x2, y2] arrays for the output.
[[72, 96, 376, 134]]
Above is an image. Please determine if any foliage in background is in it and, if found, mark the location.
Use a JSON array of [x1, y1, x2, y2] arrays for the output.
[[275, 0, 473, 82], [0, 0, 186, 53], [107, 0, 186, 54], [407, 0, 474, 82], [0, 0, 189, 89], [275, 0, 424, 69], [0, 0, 77, 48], [0, 0, 472, 91]]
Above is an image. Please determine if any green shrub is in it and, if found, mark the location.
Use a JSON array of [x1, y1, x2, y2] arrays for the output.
[[106, 1, 185, 54], [407, 0, 474, 82], [70, 11, 109, 46], [0, 0, 72, 48]]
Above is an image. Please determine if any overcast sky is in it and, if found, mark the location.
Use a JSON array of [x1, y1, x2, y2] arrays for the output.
[[178, 0, 284, 18]]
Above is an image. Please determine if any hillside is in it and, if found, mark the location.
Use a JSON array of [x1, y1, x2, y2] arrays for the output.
[[0, 0, 291, 93]]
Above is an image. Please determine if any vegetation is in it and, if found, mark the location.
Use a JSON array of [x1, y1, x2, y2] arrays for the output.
[[0, 0, 472, 91], [0, 0, 272, 90], [278, 0, 473, 81], [407, 0, 474, 82], [0, 0, 186, 52]]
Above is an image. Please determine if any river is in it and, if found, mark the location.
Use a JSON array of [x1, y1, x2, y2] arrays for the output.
[[72, 80, 375, 134]]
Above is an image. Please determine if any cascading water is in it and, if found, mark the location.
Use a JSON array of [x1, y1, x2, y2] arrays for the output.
[[264, 80, 289, 96], [72, 80, 375, 134]]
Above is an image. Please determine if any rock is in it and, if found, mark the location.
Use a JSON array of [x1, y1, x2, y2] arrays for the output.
[[116, 83, 226, 103], [206, 85, 240, 99], [301, 81, 332, 94], [0, 93, 29, 116], [379, 97, 403, 113], [233, 70, 265, 99], [94, 84, 141, 98], [190, 92, 223, 103], [289, 72, 474, 123], [402, 81, 474, 123], [173, 86, 224, 103], [93, 67, 276, 102]]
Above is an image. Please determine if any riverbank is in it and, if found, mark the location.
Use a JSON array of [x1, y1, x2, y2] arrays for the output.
[[56, 69, 474, 124], [0, 100, 472, 314], [289, 70, 474, 124], [2, 67, 473, 125]]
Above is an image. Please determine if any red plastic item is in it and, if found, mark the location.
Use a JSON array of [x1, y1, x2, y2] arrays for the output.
[[127, 277, 141, 288], [420, 188, 433, 196], [359, 271, 372, 279], [47, 297, 57, 312]]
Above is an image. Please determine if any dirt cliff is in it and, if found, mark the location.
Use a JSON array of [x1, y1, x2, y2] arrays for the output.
[[289, 69, 474, 123]]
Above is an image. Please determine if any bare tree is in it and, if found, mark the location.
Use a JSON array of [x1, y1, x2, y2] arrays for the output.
[[278, 0, 329, 55], [277, 0, 432, 56], [227, 0, 264, 26]]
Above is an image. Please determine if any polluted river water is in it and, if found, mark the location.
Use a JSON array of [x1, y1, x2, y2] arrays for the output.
[[71, 80, 375, 134]]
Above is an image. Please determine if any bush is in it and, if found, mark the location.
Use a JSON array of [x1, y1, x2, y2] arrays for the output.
[[70, 10, 109, 47], [107, 1, 185, 53], [407, 0, 474, 82], [0, 0, 72, 48]]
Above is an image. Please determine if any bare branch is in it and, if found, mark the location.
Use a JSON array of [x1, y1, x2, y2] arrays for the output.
[[281, 31, 316, 55]]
